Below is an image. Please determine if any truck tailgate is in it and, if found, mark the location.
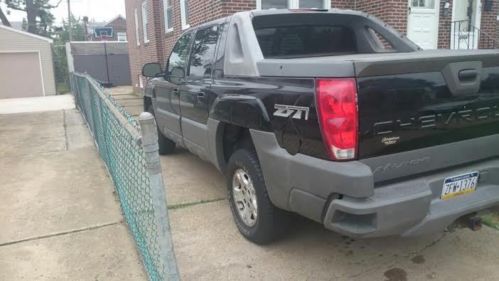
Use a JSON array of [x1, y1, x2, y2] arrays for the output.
[[355, 50, 499, 182]]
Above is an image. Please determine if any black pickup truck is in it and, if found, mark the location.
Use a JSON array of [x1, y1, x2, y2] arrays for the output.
[[142, 9, 499, 244]]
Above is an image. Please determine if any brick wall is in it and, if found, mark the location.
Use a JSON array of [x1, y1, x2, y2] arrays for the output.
[[332, 0, 353, 9], [221, 0, 257, 17], [157, 0, 225, 70], [438, 0, 453, 49], [105, 16, 127, 41], [479, 0, 499, 48], [125, 0, 164, 91], [355, 0, 408, 34]]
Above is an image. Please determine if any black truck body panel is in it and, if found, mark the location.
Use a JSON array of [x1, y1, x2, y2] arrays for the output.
[[211, 76, 327, 158], [143, 9, 499, 238], [357, 55, 499, 159]]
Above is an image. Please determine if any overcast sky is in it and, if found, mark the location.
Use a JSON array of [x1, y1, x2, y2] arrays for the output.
[[2, 0, 125, 24]]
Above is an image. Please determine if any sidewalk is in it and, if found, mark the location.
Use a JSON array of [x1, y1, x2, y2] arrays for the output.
[[0, 96, 146, 280]]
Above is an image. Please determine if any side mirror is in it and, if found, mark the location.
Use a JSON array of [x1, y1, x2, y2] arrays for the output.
[[142, 63, 163, 78]]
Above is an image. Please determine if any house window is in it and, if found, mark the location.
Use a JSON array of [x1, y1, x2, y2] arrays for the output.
[[180, 0, 190, 30], [117, 32, 127, 41], [163, 0, 173, 32], [142, 1, 149, 43], [298, 0, 329, 9], [134, 9, 140, 46], [259, 0, 288, 9], [256, 0, 330, 9], [411, 0, 435, 9]]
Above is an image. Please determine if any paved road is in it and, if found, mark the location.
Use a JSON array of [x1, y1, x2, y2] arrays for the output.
[[162, 149, 499, 281], [0, 104, 146, 280]]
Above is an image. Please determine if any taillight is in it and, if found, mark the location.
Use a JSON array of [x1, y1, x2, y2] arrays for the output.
[[316, 78, 358, 161]]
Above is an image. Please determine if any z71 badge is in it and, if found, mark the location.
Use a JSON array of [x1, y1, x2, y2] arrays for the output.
[[273, 104, 310, 120]]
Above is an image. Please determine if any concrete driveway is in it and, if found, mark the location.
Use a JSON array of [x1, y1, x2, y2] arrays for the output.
[[0, 99, 146, 280], [106, 86, 499, 280], [162, 150, 499, 281]]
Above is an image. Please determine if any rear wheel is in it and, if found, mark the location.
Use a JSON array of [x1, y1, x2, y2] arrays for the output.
[[146, 105, 176, 155], [226, 148, 290, 244]]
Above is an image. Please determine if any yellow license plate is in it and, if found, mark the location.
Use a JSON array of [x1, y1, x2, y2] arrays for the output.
[[441, 172, 479, 200]]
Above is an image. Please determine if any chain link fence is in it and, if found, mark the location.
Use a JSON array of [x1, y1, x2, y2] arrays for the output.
[[70, 72, 179, 281]]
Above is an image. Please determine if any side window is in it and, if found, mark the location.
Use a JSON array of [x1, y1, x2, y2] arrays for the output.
[[167, 32, 193, 78], [188, 25, 220, 78], [213, 23, 228, 78]]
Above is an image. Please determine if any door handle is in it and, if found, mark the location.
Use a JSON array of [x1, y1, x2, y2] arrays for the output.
[[458, 69, 478, 82], [196, 92, 207, 103]]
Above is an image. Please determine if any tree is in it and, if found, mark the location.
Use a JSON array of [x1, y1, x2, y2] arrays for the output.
[[4, 0, 61, 35], [52, 16, 86, 94], [55, 15, 86, 42], [0, 5, 10, 26]]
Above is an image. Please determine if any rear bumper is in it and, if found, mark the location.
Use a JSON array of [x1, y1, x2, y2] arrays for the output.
[[324, 160, 499, 237], [250, 129, 499, 238]]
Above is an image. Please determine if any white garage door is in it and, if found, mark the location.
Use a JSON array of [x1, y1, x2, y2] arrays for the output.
[[0, 52, 44, 99]]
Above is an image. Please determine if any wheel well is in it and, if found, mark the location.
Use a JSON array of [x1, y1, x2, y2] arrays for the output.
[[221, 123, 254, 166]]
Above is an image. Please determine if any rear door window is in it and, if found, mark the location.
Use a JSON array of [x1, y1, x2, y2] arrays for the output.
[[188, 25, 220, 78], [255, 25, 357, 58]]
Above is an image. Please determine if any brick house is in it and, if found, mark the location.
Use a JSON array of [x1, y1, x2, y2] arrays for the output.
[[89, 15, 128, 41], [125, 0, 499, 91]]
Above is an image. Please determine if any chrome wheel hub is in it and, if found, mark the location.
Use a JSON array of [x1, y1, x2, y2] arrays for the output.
[[232, 169, 258, 227]]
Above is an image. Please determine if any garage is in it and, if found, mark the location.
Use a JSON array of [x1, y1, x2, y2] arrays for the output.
[[0, 52, 44, 98], [0, 25, 56, 99]]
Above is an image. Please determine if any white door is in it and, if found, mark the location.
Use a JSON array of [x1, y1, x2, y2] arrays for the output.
[[407, 0, 440, 49]]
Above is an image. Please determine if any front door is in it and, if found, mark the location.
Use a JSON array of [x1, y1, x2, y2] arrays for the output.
[[407, 0, 440, 49], [154, 31, 193, 144]]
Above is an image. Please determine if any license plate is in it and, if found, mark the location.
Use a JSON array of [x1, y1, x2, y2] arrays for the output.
[[441, 172, 479, 200]]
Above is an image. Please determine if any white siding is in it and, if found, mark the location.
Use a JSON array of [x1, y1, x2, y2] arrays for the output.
[[0, 26, 56, 96]]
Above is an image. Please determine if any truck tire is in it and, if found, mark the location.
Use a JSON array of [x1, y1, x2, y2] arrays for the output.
[[146, 106, 176, 155], [226, 149, 290, 244]]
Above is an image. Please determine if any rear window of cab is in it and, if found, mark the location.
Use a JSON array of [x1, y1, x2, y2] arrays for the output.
[[252, 12, 402, 58], [254, 25, 357, 58]]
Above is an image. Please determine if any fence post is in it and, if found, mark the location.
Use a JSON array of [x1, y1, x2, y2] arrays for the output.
[[138, 112, 180, 281]]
